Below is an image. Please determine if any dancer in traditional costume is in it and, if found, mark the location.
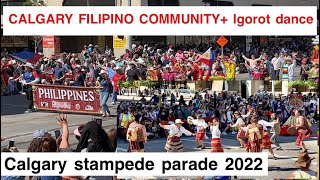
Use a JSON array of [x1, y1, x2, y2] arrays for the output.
[[127, 114, 147, 152], [209, 117, 224, 152], [245, 116, 263, 152], [187, 114, 208, 149], [258, 119, 277, 159], [294, 110, 311, 153], [229, 111, 247, 148], [159, 119, 195, 152]]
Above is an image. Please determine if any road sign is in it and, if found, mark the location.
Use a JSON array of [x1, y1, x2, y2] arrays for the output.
[[113, 36, 127, 49], [216, 36, 228, 47]]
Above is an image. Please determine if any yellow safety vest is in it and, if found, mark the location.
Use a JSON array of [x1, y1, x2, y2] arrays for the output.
[[121, 113, 132, 128]]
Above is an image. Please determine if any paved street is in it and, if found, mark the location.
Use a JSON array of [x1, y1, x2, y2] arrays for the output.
[[1, 94, 117, 150], [236, 66, 302, 80], [117, 125, 319, 179]]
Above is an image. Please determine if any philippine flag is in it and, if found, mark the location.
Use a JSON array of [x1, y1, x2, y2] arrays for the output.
[[198, 47, 215, 66]]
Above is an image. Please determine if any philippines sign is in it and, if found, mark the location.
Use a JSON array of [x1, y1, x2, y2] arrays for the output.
[[33, 85, 101, 114]]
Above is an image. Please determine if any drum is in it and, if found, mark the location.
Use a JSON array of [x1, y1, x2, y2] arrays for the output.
[[287, 126, 297, 135]]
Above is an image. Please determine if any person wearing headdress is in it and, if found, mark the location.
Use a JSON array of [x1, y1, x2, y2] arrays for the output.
[[288, 152, 316, 179], [300, 58, 309, 80], [19, 62, 40, 113], [127, 114, 147, 152], [309, 60, 319, 83], [159, 119, 195, 152]]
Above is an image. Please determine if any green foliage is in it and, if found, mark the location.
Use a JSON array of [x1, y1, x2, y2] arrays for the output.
[[23, 0, 46, 6], [289, 80, 318, 90]]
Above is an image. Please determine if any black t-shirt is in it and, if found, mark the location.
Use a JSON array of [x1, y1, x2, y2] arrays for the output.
[[73, 72, 86, 86], [127, 68, 140, 80], [138, 67, 147, 80]]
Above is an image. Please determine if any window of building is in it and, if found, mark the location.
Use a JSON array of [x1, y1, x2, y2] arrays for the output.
[[202, 0, 234, 6], [148, 0, 179, 6], [1, 1, 25, 15], [63, 0, 114, 6], [1, 2, 7, 15]]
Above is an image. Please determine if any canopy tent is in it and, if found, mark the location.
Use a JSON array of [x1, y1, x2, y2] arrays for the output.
[[10, 50, 43, 64]]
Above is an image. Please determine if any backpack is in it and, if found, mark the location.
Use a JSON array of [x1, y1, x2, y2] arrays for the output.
[[127, 126, 138, 141]]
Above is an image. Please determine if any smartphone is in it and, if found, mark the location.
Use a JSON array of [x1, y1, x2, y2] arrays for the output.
[[95, 118, 102, 126], [54, 130, 61, 139], [9, 140, 15, 148]]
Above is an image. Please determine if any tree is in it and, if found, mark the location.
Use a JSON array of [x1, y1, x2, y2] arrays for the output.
[[23, 0, 46, 6], [31, 36, 42, 54], [23, 0, 46, 53]]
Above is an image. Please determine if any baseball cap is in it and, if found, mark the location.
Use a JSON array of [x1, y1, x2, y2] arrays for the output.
[[73, 124, 85, 137], [33, 129, 51, 139]]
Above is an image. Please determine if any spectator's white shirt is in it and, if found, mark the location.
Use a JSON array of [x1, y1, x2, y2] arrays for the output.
[[242, 55, 262, 68], [288, 59, 297, 81], [211, 62, 226, 75], [271, 57, 282, 70], [226, 111, 233, 123]]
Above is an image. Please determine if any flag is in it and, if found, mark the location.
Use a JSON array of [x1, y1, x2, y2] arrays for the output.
[[198, 47, 214, 66]]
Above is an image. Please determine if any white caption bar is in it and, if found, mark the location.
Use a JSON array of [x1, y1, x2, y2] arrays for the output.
[[1, 152, 268, 176], [2, 6, 317, 36]]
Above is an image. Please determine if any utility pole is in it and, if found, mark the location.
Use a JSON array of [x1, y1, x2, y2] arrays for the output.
[[126, 0, 132, 50]]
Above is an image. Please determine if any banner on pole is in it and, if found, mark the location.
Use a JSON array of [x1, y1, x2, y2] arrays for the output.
[[32, 85, 101, 114]]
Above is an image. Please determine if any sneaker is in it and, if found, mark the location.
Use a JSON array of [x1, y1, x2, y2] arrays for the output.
[[276, 147, 282, 150], [24, 109, 32, 113], [102, 114, 106, 117], [232, 131, 237, 134], [222, 132, 227, 135], [111, 102, 115, 105]]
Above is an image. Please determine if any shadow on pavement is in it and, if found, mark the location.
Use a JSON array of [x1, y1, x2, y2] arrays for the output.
[[1, 94, 28, 116]]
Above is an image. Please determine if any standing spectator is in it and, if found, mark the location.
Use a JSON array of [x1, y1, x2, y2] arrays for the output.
[[20, 63, 40, 113], [98, 70, 112, 117], [53, 59, 65, 85], [271, 52, 282, 80], [126, 62, 140, 81], [111, 68, 126, 105]]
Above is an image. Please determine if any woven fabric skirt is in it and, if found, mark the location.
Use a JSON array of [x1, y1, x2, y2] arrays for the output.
[[196, 131, 206, 141], [237, 127, 246, 139], [211, 138, 224, 152], [165, 136, 183, 152], [261, 130, 272, 149]]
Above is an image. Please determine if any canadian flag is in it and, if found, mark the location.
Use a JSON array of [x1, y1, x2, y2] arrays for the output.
[[197, 47, 213, 66]]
